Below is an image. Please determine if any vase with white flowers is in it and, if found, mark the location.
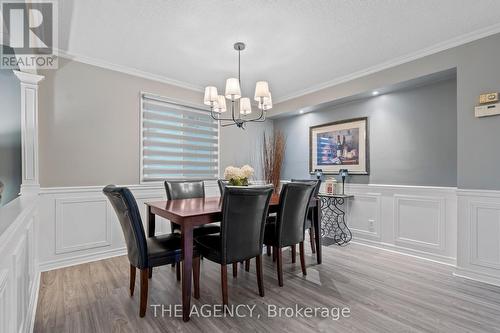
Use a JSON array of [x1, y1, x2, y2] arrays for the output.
[[224, 165, 254, 186]]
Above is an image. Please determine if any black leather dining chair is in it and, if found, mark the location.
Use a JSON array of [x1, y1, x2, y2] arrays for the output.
[[164, 180, 221, 279], [263, 182, 316, 286], [217, 179, 228, 196], [194, 186, 273, 306], [164, 180, 221, 236], [103, 185, 200, 317], [291, 179, 321, 254]]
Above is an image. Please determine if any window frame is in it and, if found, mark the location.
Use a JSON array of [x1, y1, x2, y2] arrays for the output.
[[139, 91, 220, 185]]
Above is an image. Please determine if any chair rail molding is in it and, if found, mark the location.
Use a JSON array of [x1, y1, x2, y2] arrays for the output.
[[13, 70, 45, 195]]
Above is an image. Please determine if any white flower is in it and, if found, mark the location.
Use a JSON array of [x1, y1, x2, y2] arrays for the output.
[[224, 166, 242, 180], [240, 165, 254, 178], [224, 165, 253, 180]]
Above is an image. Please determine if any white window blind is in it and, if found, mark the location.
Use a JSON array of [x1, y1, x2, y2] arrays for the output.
[[141, 93, 219, 182]]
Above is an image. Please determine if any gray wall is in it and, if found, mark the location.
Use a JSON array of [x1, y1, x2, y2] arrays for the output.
[[275, 79, 457, 187], [220, 120, 273, 181], [38, 58, 268, 187], [0, 69, 21, 205], [456, 37, 500, 190], [272, 33, 500, 191], [38, 58, 204, 187]]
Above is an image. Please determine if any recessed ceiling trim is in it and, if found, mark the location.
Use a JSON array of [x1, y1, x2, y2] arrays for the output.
[[56, 49, 205, 92], [273, 22, 500, 104]]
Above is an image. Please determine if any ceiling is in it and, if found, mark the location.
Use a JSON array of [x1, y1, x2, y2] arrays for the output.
[[59, 0, 500, 103]]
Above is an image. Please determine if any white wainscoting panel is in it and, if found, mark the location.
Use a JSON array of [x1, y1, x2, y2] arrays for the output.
[[455, 189, 500, 286], [347, 193, 382, 241], [394, 195, 446, 252], [13, 234, 29, 332], [0, 196, 39, 333], [0, 270, 10, 333], [343, 184, 457, 265], [55, 197, 112, 254]]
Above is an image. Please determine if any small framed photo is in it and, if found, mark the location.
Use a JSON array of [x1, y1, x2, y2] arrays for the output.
[[309, 117, 369, 175]]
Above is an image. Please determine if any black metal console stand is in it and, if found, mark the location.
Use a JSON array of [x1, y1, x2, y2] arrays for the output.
[[318, 194, 354, 246]]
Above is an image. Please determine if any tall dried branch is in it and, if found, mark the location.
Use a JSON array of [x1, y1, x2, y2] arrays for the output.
[[263, 130, 286, 193]]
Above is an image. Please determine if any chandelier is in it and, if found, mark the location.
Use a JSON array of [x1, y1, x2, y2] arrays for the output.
[[203, 42, 272, 129]]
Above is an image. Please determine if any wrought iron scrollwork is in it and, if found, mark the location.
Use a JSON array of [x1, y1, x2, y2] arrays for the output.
[[319, 195, 353, 246]]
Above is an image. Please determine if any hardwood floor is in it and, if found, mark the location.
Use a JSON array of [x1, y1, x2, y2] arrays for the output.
[[34, 243, 500, 332]]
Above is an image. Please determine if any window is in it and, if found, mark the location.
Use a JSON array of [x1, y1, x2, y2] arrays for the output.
[[140, 93, 219, 182]]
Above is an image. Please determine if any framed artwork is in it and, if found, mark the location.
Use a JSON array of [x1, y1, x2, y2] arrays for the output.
[[309, 117, 369, 175]]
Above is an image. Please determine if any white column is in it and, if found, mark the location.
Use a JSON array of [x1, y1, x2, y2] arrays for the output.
[[13, 70, 45, 195]]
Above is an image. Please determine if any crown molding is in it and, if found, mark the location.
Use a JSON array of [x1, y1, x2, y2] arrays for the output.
[[56, 49, 204, 93], [273, 22, 500, 104]]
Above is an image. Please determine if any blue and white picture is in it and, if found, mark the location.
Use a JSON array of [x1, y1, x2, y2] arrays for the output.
[[310, 118, 368, 174], [316, 128, 360, 166]]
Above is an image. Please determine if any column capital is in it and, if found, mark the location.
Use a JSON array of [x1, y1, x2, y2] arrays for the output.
[[13, 70, 45, 85]]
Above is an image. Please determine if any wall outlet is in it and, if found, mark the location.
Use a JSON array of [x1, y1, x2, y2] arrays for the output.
[[368, 219, 375, 232]]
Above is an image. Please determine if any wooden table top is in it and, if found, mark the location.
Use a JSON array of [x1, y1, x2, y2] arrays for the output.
[[146, 194, 317, 219]]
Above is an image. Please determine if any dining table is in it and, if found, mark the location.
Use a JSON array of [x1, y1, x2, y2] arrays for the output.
[[145, 194, 321, 322]]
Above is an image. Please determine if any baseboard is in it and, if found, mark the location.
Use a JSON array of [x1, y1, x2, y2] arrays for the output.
[[26, 271, 41, 333], [453, 267, 500, 287], [351, 238, 457, 266], [38, 247, 127, 272]]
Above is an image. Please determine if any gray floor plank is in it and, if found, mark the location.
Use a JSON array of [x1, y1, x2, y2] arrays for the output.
[[33, 243, 500, 333]]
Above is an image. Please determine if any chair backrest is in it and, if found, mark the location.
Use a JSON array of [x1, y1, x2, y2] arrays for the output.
[[164, 180, 206, 233], [276, 182, 317, 247], [164, 180, 205, 200], [217, 179, 228, 196], [103, 185, 148, 269], [220, 186, 273, 264], [291, 179, 321, 197]]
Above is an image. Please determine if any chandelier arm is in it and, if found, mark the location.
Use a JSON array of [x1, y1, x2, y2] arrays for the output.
[[210, 108, 234, 121], [221, 122, 238, 127], [245, 108, 266, 122]]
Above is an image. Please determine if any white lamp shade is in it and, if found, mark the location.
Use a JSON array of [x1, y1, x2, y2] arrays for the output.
[[259, 93, 272, 110], [204, 86, 218, 105], [240, 97, 252, 115], [254, 81, 270, 101], [215, 95, 227, 112], [225, 78, 241, 100]]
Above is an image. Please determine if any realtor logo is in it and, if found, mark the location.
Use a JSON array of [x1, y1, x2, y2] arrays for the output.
[[1, 0, 58, 69]]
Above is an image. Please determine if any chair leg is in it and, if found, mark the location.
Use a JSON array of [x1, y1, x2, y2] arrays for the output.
[[193, 256, 200, 299], [299, 242, 307, 275], [276, 247, 283, 287], [232, 263, 238, 277], [139, 268, 149, 317], [148, 267, 153, 279], [176, 261, 181, 281], [309, 227, 316, 254], [245, 259, 250, 272], [256, 255, 264, 297], [129, 264, 136, 297], [291, 245, 296, 263], [273, 246, 277, 262], [266, 245, 271, 256], [221, 264, 228, 306]]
